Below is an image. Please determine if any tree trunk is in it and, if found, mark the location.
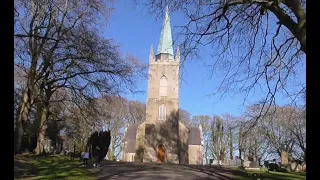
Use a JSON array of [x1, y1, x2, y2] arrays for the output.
[[205, 141, 209, 164], [229, 128, 233, 160], [243, 150, 248, 161], [35, 104, 49, 154], [14, 46, 39, 153], [108, 149, 114, 160], [14, 91, 32, 153], [252, 0, 306, 53]]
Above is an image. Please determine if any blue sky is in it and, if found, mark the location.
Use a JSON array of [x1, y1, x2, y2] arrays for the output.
[[103, 0, 305, 117]]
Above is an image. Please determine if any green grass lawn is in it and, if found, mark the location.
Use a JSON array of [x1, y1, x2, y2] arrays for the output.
[[234, 168, 306, 180], [14, 154, 95, 180]]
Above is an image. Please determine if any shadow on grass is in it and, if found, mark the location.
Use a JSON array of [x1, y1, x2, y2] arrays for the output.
[[14, 154, 95, 180], [14, 154, 38, 178], [235, 169, 306, 180]]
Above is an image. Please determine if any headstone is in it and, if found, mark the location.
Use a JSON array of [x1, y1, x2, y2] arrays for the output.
[[281, 151, 288, 166], [290, 162, 298, 172], [212, 160, 219, 165], [250, 161, 260, 168], [223, 159, 230, 165], [298, 164, 303, 172], [229, 159, 241, 166], [289, 162, 305, 172], [229, 160, 237, 166], [243, 161, 250, 167], [302, 164, 306, 172], [236, 159, 242, 166]]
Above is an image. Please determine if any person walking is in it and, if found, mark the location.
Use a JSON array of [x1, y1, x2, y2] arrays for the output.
[[94, 147, 101, 167], [82, 149, 89, 167]]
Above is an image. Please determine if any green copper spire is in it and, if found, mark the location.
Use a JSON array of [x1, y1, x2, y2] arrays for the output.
[[156, 6, 174, 56]]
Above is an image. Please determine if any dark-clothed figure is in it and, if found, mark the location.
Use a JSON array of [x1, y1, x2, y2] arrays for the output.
[[94, 147, 101, 167]]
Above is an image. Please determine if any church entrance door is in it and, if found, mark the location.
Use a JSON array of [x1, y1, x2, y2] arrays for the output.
[[157, 144, 165, 163]]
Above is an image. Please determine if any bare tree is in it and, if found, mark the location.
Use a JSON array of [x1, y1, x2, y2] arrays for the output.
[[32, 30, 142, 154], [14, 66, 27, 125], [191, 115, 212, 163], [95, 96, 127, 160], [137, 0, 306, 123], [211, 115, 229, 161], [232, 118, 252, 161], [259, 106, 305, 161], [179, 108, 192, 126], [127, 101, 146, 124], [14, 0, 145, 153], [62, 99, 98, 152], [14, 0, 112, 153], [240, 104, 305, 164], [221, 113, 238, 160], [285, 107, 306, 161]]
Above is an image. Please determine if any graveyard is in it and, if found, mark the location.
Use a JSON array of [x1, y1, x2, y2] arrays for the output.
[[14, 154, 305, 180]]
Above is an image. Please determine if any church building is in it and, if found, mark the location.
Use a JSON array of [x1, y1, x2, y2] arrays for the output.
[[122, 6, 203, 165]]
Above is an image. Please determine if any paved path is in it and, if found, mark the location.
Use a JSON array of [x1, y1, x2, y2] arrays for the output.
[[89, 161, 247, 180]]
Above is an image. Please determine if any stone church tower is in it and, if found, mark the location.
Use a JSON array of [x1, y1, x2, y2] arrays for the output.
[[122, 6, 203, 165]]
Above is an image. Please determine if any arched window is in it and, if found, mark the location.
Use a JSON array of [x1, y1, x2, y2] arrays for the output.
[[159, 75, 167, 97], [159, 104, 166, 121]]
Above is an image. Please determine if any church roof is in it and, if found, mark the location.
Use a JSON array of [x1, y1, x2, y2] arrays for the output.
[[124, 123, 139, 141], [188, 126, 202, 145], [124, 123, 139, 153], [156, 6, 174, 56]]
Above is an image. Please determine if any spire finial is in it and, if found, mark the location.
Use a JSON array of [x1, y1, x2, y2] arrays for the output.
[[156, 5, 174, 57]]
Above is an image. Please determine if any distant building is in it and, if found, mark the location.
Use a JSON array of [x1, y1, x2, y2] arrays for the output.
[[122, 6, 203, 165]]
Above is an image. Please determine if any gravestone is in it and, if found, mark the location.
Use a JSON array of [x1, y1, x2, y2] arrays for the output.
[[243, 161, 250, 167], [281, 151, 288, 166], [302, 164, 306, 172], [236, 159, 242, 166], [229, 159, 242, 166], [212, 160, 219, 165], [229, 160, 237, 166], [289, 162, 305, 172], [249, 161, 260, 168], [290, 162, 298, 172]]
